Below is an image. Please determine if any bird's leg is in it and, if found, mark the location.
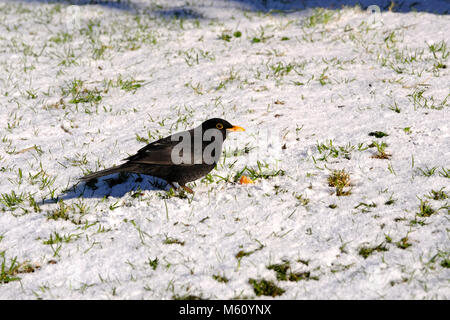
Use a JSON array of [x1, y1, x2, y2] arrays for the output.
[[180, 184, 194, 194], [168, 181, 193, 194], [167, 182, 178, 192]]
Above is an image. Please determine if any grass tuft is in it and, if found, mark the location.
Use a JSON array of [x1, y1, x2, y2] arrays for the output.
[[248, 278, 285, 297], [212, 274, 229, 283], [163, 237, 185, 246], [358, 243, 388, 259], [416, 200, 435, 217], [370, 141, 391, 159], [267, 261, 318, 282], [327, 169, 352, 196], [0, 253, 20, 284]]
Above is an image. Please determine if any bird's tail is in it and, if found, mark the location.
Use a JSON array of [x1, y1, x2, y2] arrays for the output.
[[80, 164, 132, 181]]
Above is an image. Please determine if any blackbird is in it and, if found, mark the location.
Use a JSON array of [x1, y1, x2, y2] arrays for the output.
[[80, 118, 245, 193]]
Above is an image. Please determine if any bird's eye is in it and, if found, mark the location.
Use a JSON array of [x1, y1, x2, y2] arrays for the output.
[[216, 123, 224, 129]]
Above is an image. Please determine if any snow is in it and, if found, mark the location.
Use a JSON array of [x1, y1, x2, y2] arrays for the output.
[[0, 0, 449, 299]]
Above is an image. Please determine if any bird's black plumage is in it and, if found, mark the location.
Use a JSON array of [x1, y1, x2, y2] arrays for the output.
[[80, 118, 244, 192]]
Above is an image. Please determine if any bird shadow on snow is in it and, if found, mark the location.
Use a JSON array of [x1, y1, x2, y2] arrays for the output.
[[44, 173, 171, 203], [227, 0, 449, 14], [17, 0, 206, 19], [16, 0, 450, 15]]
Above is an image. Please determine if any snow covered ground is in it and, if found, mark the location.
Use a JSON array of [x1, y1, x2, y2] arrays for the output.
[[0, 0, 449, 299]]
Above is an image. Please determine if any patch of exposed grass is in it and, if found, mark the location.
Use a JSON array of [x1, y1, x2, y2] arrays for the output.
[[46, 200, 82, 225], [288, 271, 319, 282], [49, 31, 72, 44], [234, 161, 285, 182], [425, 188, 447, 200], [409, 216, 428, 227], [416, 200, 435, 217], [148, 257, 158, 270], [104, 75, 145, 93], [46, 200, 70, 221], [438, 168, 450, 178], [212, 274, 229, 283], [42, 231, 80, 245], [294, 192, 310, 206], [441, 259, 450, 268], [370, 141, 391, 159], [368, 131, 389, 138], [303, 8, 335, 28], [358, 243, 388, 259], [0, 252, 40, 284], [0, 252, 20, 284], [316, 140, 366, 161], [248, 278, 285, 297], [354, 202, 377, 213], [235, 243, 264, 260], [62, 79, 102, 105], [396, 236, 412, 250], [267, 261, 319, 282], [390, 277, 409, 287], [267, 262, 290, 281], [159, 188, 189, 200], [328, 169, 352, 196], [407, 87, 449, 110], [384, 193, 397, 205], [331, 263, 355, 273], [0, 190, 25, 211], [163, 237, 185, 246], [218, 32, 232, 42], [180, 48, 215, 67], [417, 166, 438, 177]]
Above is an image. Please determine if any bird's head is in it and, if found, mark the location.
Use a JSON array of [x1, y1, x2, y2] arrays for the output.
[[200, 118, 245, 139]]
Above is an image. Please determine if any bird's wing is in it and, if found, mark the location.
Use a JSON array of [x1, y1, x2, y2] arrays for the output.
[[123, 130, 195, 165]]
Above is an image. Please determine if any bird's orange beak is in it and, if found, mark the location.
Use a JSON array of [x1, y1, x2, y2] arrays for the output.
[[227, 125, 245, 132]]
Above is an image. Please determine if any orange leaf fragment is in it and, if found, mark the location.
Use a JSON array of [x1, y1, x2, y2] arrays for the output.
[[239, 175, 254, 184]]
